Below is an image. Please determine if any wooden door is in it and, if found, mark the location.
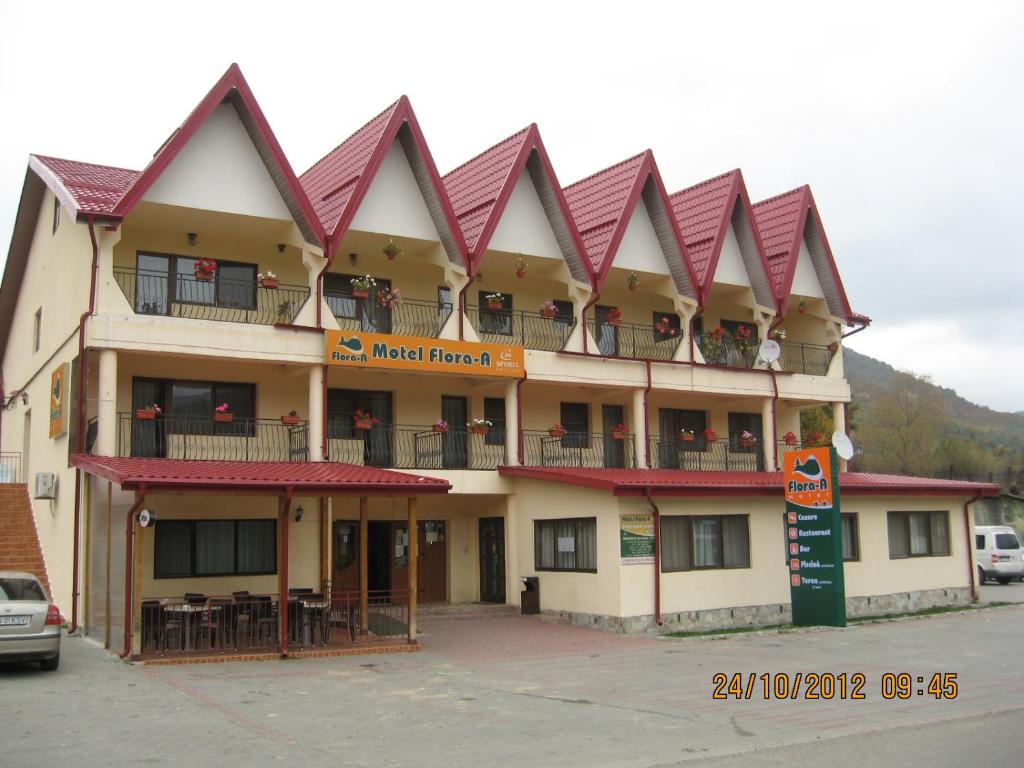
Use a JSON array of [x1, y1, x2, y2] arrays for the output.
[[441, 396, 468, 468], [478, 517, 505, 603], [331, 521, 359, 592], [417, 521, 447, 603], [602, 404, 626, 468]]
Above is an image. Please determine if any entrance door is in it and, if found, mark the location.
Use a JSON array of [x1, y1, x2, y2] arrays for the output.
[[478, 517, 506, 603], [368, 521, 392, 591], [602, 404, 626, 468], [332, 521, 359, 592], [441, 396, 468, 468], [418, 521, 447, 603], [131, 379, 168, 457]]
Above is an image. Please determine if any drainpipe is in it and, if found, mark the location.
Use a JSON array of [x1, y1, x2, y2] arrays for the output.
[[457, 263, 475, 341], [279, 488, 294, 656], [315, 237, 335, 330], [964, 495, 981, 601], [643, 360, 652, 468], [841, 318, 870, 340], [643, 488, 662, 626], [688, 309, 704, 361], [768, 369, 780, 471], [516, 371, 528, 465], [70, 216, 102, 634], [580, 293, 600, 355], [119, 487, 148, 659]]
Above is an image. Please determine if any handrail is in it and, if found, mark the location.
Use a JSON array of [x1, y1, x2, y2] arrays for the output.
[[521, 430, 636, 468], [648, 435, 765, 471], [779, 341, 836, 376], [117, 412, 309, 462], [324, 294, 453, 338], [0, 452, 22, 483], [325, 418, 506, 470], [586, 318, 682, 360], [465, 305, 575, 351]]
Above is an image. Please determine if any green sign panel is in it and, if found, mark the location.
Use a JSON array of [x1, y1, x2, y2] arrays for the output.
[[783, 447, 846, 627], [620, 513, 655, 564]]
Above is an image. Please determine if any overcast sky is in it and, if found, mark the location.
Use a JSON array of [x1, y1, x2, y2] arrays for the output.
[[1, 1, 1021, 411]]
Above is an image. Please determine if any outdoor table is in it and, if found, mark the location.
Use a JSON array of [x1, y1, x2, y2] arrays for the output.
[[289, 597, 329, 647], [162, 601, 221, 652]]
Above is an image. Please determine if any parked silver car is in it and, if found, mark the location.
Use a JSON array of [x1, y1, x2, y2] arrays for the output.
[[0, 572, 61, 670]]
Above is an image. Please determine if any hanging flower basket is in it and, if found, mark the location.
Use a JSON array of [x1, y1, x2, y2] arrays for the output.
[[195, 269, 214, 282], [470, 425, 490, 436], [194, 258, 217, 282], [627, 272, 641, 291], [740, 437, 756, 448], [352, 289, 369, 299], [539, 308, 558, 319], [548, 424, 567, 438], [680, 431, 695, 443], [783, 431, 799, 446], [797, 298, 808, 314], [703, 429, 718, 443], [516, 269, 526, 279], [827, 342, 839, 354], [382, 240, 402, 261], [214, 412, 234, 423], [354, 418, 374, 430], [611, 424, 628, 440], [432, 423, 448, 434], [607, 308, 622, 326], [281, 413, 301, 425], [260, 277, 279, 289], [135, 408, 157, 421]]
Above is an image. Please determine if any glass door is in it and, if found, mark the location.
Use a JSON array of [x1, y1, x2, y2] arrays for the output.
[[594, 306, 619, 357], [441, 396, 468, 468], [131, 379, 167, 457], [602, 404, 626, 468]]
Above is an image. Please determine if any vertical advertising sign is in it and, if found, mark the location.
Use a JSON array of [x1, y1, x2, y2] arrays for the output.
[[784, 447, 846, 626], [48, 363, 70, 439]]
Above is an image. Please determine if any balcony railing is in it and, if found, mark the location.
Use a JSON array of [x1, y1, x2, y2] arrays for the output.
[[465, 306, 575, 351], [326, 420, 506, 470], [326, 294, 453, 339], [648, 435, 765, 471], [779, 342, 836, 376], [0, 452, 22, 483], [586, 320, 682, 360], [695, 332, 760, 369], [522, 430, 637, 468], [114, 268, 310, 326], [116, 413, 309, 462]]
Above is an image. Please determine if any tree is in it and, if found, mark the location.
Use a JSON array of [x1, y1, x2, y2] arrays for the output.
[[857, 372, 945, 476]]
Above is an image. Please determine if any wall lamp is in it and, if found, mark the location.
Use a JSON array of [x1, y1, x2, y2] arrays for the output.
[[20, 391, 28, 405], [348, 252, 358, 267], [294, 505, 304, 523], [187, 232, 197, 247]]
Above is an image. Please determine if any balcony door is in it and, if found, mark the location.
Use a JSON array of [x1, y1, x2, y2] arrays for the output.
[[727, 412, 764, 470], [441, 396, 467, 469], [328, 388, 394, 467], [324, 274, 393, 333], [658, 408, 706, 469], [602, 404, 626, 468], [131, 379, 168, 458], [594, 305, 619, 357]]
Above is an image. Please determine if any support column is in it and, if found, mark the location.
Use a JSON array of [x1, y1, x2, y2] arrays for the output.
[[96, 349, 117, 457], [308, 365, 324, 462], [761, 397, 776, 471], [832, 402, 848, 472], [407, 496, 418, 643], [319, 498, 330, 589], [504, 378, 519, 466], [359, 497, 368, 636], [631, 388, 647, 468], [130, 514, 143, 658], [278, 496, 291, 656]]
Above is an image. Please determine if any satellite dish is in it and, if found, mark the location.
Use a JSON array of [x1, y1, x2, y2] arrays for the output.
[[759, 339, 781, 363], [832, 431, 854, 461]]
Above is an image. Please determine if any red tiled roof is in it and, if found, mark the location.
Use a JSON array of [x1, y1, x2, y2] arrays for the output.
[[30, 155, 140, 216], [499, 466, 999, 498], [71, 456, 450, 495], [443, 126, 533, 255], [669, 170, 739, 287], [751, 186, 809, 297]]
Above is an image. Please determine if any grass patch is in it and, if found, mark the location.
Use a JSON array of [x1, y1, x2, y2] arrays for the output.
[[666, 624, 789, 638]]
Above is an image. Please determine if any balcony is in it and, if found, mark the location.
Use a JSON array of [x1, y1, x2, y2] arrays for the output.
[[779, 342, 836, 376], [694, 331, 760, 369], [325, 293, 453, 339], [465, 306, 575, 352], [115, 413, 309, 462], [586, 319, 683, 360], [648, 435, 765, 471], [522, 430, 637, 468], [327, 420, 506, 470]]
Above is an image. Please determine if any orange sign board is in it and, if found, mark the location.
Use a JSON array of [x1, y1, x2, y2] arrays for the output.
[[48, 363, 69, 438], [783, 447, 834, 510], [325, 330, 525, 378]]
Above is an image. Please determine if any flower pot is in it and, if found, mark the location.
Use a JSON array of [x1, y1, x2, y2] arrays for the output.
[[611, 429, 628, 441], [470, 426, 489, 436], [214, 412, 233, 423], [281, 416, 301, 425], [432, 425, 448, 434], [516, 270, 526, 279], [740, 438, 756, 448], [354, 418, 374, 430], [784, 435, 798, 446], [261, 278, 279, 289], [195, 270, 214, 282], [486, 302, 504, 312], [351, 289, 369, 299], [703, 433, 718, 443], [607, 318, 621, 327], [539, 309, 558, 319], [628, 283, 638, 292], [548, 428, 566, 439], [680, 433, 695, 443], [135, 408, 157, 421]]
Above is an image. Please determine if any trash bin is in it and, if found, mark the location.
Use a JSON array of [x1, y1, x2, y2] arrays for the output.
[[520, 576, 540, 615]]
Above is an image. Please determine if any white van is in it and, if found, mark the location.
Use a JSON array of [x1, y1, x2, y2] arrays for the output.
[[975, 525, 1024, 584]]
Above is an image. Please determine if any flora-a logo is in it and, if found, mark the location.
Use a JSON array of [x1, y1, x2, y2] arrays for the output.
[[784, 448, 834, 509], [792, 455, 824, 482], [335, 335, 365, 354]]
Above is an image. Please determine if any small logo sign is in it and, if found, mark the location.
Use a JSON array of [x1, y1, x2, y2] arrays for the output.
[[784, 448, 834, 510], [790, 558, 800, 571], [138, 509, 154, 528], [789, 542, 799, 556], [791, 574, 802, 587], [788, 527, 798, 540]]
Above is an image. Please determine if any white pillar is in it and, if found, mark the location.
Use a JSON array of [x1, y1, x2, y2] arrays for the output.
[[96, 349, 117, 457], [308, 365, 324, 462], [504, 378, 520, 466], [631, 388, 647, 468], [832, 401, 847, 472], [761, 397, 776, 471]]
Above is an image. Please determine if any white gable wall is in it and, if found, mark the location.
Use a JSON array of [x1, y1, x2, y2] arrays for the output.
[[488, 170, 563, 260], [142, 104, 292, 220], [790, 238, 825, 298], [712, 224, 751, 287], [349, 141, 442, 242], [611, 202, 670, 276]]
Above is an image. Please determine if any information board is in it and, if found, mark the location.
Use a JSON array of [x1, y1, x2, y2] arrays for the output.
[[620, 513, 655, 564]]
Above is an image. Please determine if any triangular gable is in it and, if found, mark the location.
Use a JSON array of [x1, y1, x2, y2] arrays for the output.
[[564, 151, 698, 301], [111, 64, 323, 245], [300, 97, 466, 267], [752, 186, 852, 321], [442, 125, 590, 283], [670, 170, 776, 310]]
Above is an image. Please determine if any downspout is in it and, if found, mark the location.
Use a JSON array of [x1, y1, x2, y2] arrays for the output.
[[643, 488, 662, 626], [964, 495, 981, 601], [119, 487, 148, 659], [643, 360, 652, 468], [457, 260, 475, 341], [688, 308, 704, 361], [279, 488, 294, 656], [516, 371, 528, 465], [315, 236, 335, 331], [581, 293, 600, 355], [841, 319, 870, 340], [768, 369, 780, 471], [70, 215, 102, 634]]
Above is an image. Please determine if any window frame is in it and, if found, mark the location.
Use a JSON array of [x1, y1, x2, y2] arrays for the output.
[[33, 307, 41, 352], [887, 511, 951, 559], [132, 376, 258, 437], [534, 517, 597, 573], [661, 514, 751, 572], [153, 518, 277, 579], [136, 252, 258, 311], [52, 198, 60, 234]]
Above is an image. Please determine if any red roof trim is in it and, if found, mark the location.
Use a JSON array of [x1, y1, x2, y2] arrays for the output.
[[110, 64, 324, 245], [804, 188, 853, 321]]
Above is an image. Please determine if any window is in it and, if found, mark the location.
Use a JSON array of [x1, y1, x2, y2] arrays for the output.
[[52, 198, 60, 234], [721, 319, 759, 342], [478, 290, 513, 335], [136, 253, 257, 311], [535, 518, 597, 572], [553, 299, 574, 327], [559, 402, 589, 448], [995, 533, 1020, 550], [167, 380, 256, 436], [594, 305, 619, 356], [975, 534, 985, 549], [652, 312, 681, 342], [154, 519, 276, 578], [32, 308, 41, 352], [887, 511, 950, 558], [781, 512, 859, 562], [662, 515, 750, 571], [484, 397, 505, 446]]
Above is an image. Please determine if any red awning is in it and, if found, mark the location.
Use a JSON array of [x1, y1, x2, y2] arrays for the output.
[[498, 466, 999, 498], [71, 455, 450, 495]]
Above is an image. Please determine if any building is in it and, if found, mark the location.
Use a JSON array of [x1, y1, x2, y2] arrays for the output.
[[0, 65, 997, 660]]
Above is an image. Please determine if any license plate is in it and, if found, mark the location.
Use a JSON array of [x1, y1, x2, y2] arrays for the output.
[[0, 615, 29, 626], [999, 555, 1011, 562]]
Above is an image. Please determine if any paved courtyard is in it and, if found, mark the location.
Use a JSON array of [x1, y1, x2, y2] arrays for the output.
[[3, 594, 1023, 767]]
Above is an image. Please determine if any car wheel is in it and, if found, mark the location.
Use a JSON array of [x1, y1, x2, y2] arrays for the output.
[[39, 654, 59, 671], [997, 577, 1011, 585], [978, 566, 986, 585]]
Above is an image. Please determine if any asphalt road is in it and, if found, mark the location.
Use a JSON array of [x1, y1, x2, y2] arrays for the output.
[[2, 603, 1022, 767]]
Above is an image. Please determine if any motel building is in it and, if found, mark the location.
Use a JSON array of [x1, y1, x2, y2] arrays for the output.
[[0, 65, 998, 661]]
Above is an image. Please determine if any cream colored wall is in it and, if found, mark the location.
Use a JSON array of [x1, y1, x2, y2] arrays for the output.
[[349, 141, 442, 242], [713, 225, 751, 287], [613, 203, 670, 276], [487, 170, 563, 260], [141, 104, 293, 220], [790, 239, 825, 299], [700, 288, 758, 332], [590, 281, 679, 328]]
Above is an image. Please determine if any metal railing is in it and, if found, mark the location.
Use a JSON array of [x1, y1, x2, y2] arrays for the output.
[[779, 342, 836, 376], [324, 586, 410, 643], [465, 305, 576, 351], [695, 332, 760, 368], [114, 268, 310, 325], [522, 430, 637, 468], [141, 593, 283, 657], [326, 419, 506, 470], [648, 435, 765, 471], [117, 413, 309, 462], [0, 452, 22, 483], [326, 294, 453, 338], [586, 319, 682, 360]]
